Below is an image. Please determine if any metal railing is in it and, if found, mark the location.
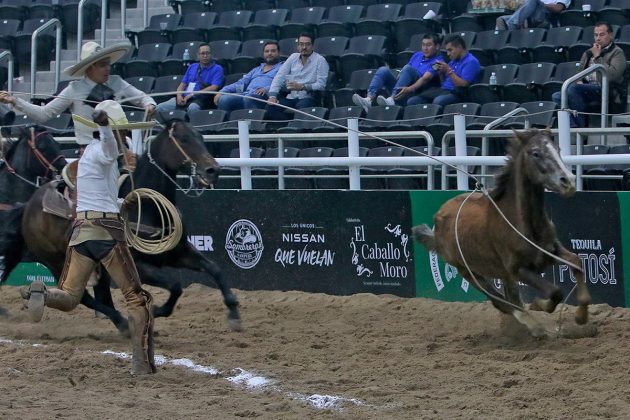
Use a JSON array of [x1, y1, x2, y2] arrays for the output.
[[0, 51, 14, 92], [560, 63, 608, 129], [31, 19, 62, 100]]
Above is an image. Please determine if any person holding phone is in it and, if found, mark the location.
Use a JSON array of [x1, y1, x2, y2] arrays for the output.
[[352, 33, 443, 111]]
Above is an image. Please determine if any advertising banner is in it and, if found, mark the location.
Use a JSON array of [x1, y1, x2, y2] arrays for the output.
[[178, 190, 415, 297]]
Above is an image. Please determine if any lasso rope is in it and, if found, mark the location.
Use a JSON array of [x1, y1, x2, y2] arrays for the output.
[[121, 187, 182, 254]]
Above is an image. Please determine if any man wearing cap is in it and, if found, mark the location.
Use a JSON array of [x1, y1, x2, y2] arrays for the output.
[[0, 41, 156, 146], [23, 100, 157, 375]]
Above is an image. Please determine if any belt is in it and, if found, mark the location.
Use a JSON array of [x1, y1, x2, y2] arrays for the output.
[[76, 211, 120, 220]]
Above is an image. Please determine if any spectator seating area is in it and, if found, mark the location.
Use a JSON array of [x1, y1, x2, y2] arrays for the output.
[[2, 0, 630, 190]]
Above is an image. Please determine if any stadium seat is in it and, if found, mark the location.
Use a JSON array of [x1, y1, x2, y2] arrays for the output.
[[505, 101, 557, 129], [208, 0, 242, 13], [278, 7, 326, 40], [277, 106, 328, 136], [177, 0, 211, 15], [333, 68, 377, 106], [252, 147, 300, 189], [388, 103, 442, 133], [316, 5, 364, 38], [355, 3, 403, 38], [425, 103, 480, 146], [468, 101, 520, 131], [124, 43, 171, 78], [595, 6, 630, 27], [386, 145, 442, 190], [449, 14, 483, 33], [125, 76, 155, 94], [312, 106, 364, 146], [208, 39, 242, 72], [285, 146, 334, 189], [152, 74, 183, 104], [496, 28, 546, 65], [444, 145, 481, 189], [315, 146, 369, 190], [314, 36, 349, 76], [502, 62, 555, 104], [60, 2, 101, 35], [242, 8, 288, 41], [188, 109, 228, 135], [14, 18, 56, 66], [392, 19, 436, 56], [469, 30, 510, 67], [468, 63, 519, 104], [541, 61, 582, 101], [532, 26, 582, 64], [180, 11, 217, 40], [358, 105, 402, 135], [216, 108, 267, 135], [338, 35, 387, 87], [361, 146, 405, 190]]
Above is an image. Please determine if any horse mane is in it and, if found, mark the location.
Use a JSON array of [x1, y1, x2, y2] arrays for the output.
[[489, 129, 543, 201]]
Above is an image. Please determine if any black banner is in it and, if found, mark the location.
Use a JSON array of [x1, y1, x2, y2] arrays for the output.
[[518, 192, 624, 307], [178, 190, 415, 297]]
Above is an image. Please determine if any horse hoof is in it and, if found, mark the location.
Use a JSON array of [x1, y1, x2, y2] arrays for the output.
[[575, 307, 589, 325], [228, 318, 242, 332]]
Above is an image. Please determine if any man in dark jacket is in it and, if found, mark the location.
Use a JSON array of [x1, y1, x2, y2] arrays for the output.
[[552, 22, 627, 127]]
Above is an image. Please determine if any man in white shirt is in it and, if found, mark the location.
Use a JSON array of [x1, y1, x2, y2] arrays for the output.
[[22, 101, 158, 376], [496, 0, 571, 30]]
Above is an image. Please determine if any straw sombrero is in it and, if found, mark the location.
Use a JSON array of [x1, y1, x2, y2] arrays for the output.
[[72, 100, 156, 131], [64, 41, 132, 78]]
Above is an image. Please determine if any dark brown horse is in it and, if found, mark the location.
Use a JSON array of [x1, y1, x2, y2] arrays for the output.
[[5, 120, 241, 332], [0, 127, 67, 281], [414, 129, 591, 337]]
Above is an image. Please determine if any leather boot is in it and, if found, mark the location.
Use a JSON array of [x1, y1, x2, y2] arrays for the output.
[[25, 280, 83, 322], [128, 290, 155, 375]]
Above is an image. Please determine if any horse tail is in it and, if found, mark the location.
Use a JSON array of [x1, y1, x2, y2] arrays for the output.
[[0, 204, 25, 283], [412, 224, 436, 251]]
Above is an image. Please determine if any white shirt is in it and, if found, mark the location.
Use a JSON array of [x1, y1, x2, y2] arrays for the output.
[[13, 75, 156, 145], [76, 126, 119, 213]]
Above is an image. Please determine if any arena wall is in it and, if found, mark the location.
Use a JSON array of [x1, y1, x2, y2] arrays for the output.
[[5, 190, 630, 308]]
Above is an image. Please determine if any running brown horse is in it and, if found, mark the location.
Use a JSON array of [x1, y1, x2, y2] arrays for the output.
[[413, 129, 591, 337], [5, 120, 241, 332]]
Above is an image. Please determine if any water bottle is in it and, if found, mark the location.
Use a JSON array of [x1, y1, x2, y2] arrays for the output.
[[489, 72, 497, 86], [182, 49, 190, 62]]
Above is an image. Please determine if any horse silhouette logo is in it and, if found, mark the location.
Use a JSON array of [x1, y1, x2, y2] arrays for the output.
[[225, 219, 264, 269]]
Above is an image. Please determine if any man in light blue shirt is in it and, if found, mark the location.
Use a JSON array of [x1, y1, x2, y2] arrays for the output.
[[214, 41, 283, 112], [266, 33, 329, 121]]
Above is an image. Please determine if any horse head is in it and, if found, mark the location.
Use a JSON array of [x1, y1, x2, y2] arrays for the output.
[[511, 128, 576, 197], [153, 119, 220, 188], [2, 126, 67, 184]]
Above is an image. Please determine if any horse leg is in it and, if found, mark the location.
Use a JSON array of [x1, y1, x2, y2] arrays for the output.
[[518, 268, 564, 314], [79, 290, 129, 335], [471, 273, 546, 337], [135, 262, 183, 318], [556, 245, 590, 325], [177, 246, 241, 331]]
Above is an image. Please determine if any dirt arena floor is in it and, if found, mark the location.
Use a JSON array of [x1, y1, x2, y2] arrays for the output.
[[1, 284, 629, 419]]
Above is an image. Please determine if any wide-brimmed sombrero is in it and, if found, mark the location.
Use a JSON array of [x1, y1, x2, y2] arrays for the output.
[[64, 41, 132, 78], [72, 100, 156, 131]]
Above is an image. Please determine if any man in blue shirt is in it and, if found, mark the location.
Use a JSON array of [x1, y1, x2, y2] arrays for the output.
[[353, 33, 442, 111], [214, 41, 283, 112], [156, 43, 224, 116], [409, 34, 481, 108]]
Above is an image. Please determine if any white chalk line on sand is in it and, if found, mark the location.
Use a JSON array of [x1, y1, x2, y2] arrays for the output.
[[1, 337, 367, 411]]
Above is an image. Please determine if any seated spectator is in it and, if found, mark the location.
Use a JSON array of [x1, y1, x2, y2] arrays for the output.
[[552, 22, 627, 128], [352, 33, 443, 111], [266, 33, 329, 121], [156, 43, 224, 116], [214, 41, 283, 112], [496, 0, 570, 30], [408, 34, 481, 108]]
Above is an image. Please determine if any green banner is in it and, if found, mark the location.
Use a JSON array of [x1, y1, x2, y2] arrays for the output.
[[409, 190, 487, 302], [4, 262, 56, 287], [617, 192, 630, 308]]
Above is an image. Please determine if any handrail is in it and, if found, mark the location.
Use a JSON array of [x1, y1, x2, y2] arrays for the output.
[[144, 0, 149, 29], [101, 0, 108, 47], [31, 19, 62, 100], [560, 63, 608, 129], [0, 51, 14, 92], [120, 0, 127, 39], [77, 0, 90, 61]]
